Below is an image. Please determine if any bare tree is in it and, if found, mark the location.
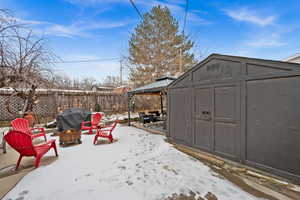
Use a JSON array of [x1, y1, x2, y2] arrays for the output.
[[80, 77, 97, 90], [0, 9, 56, 117], [100, 75, 121, 87], [51, 74, 74, 89]]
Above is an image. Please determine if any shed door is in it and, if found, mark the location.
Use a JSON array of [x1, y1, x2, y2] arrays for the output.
[[193, 85, 240, 160], [214, 85, 240, 160], [194, 87, 212, 151], [169, 88, 192, 144]]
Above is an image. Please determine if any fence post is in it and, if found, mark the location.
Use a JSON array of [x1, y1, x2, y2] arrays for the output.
[[53, 91, 58, 118]]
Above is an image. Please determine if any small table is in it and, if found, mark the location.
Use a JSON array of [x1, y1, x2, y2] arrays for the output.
[[59, 129, 82, 145]]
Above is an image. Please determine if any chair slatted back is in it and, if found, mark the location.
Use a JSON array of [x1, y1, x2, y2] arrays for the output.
[[112, 120, 118, 129], [4, 130, 35, 156], [11, 118, 31, 134], [109, 121, 118, 134], [91, 113, 103, 126]]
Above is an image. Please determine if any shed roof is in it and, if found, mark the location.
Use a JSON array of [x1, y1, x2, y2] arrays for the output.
[[128, 76, 176, 95], [169, 53, 300, 88]]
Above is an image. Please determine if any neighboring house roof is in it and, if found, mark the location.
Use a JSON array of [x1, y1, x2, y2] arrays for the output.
[[128, 76, 176, 95], [112, 85, 131, 94], [91, 85, 114, 91], [282, 53, 300, 63]]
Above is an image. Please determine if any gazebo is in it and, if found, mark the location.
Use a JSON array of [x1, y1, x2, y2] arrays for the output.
[[127, 76, 176, 126]]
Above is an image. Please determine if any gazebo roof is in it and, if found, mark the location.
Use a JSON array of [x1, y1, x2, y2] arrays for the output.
[[128, 76, 176, 95]]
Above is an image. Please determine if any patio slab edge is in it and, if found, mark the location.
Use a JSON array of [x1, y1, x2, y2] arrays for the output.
[[131, 123, 166, 136]]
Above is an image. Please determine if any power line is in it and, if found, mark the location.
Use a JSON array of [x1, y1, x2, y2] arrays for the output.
[[182, 0, 189, 34], [54, 57, 120, 64], [129, 0, 143, 19]]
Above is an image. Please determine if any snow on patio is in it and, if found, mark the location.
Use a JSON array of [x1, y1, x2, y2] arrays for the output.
[[4, 126, 261, 200]]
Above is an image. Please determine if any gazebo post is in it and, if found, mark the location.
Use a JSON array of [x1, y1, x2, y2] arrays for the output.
[[128, 95, 132, 126], [160, 92, 163, 114]]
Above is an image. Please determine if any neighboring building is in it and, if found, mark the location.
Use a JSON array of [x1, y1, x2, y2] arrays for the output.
[[282, 53, 300, 63], [112, 85, 131, 94], [91, 84, 132, 94], [91, 85, 114, 92]]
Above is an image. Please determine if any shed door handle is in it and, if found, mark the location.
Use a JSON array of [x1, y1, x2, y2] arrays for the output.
[[202, 111, 211, 115]]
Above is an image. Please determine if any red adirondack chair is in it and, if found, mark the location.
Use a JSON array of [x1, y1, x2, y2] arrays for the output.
[[11, 118, 47, 141], [4, 130, 58, 170], [81, 112, 103, 134], [93, 120, 118, 144]]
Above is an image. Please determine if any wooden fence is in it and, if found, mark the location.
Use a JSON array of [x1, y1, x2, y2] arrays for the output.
[[0, 89, 160, 121], [0, 88, 158, 122]]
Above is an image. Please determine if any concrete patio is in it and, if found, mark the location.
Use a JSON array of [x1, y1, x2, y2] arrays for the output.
[[2, 126, 264, 200]]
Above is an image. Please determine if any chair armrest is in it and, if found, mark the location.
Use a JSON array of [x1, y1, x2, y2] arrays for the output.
[[100, 129, 111, 132], [34, 139, 55, 148], [31, 132, 46, 139], [31, 127, 45, 133], [81, 121, 91, 125], [100, 124, 113, 129]]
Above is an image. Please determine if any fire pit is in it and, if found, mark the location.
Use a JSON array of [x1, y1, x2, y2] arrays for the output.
[[59, 129, 82, 145]]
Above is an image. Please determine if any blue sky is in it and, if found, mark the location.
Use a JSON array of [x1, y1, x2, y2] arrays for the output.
[[1, 0, 300, 81]]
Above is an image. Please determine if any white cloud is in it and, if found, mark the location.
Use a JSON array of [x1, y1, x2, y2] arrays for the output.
[[188, 13, 211, 25], [10, 17, 49, 25], [54, 54, 121, 80], [227, 32, 287, 59], [64, 0, 211, 27], [65, 0, 184, 12], [1, 15, 51, 25], [225, 8, 276, 26], [141, 0, 183, 12], [7, 16, 131, 38], [43, 20, 130, 38], [45, 24, 82, 38], [245, 33, 286, 47], [191, 9, 208, 15], [65, 0, 127, 6], [137, 0, 211, 27], [61, 54, 103, 60]]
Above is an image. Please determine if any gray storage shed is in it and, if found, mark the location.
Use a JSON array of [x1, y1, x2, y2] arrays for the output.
[[167, 54, 300, 183]]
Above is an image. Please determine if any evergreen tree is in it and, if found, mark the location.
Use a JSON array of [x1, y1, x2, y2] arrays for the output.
[[128, 5, 197, 87]]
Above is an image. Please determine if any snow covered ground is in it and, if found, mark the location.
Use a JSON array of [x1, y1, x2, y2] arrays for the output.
[[3, 126, 261, 200]]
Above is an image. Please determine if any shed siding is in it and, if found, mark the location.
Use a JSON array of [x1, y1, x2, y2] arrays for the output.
[[246, 77, 300, 176], [168, 54, 300, 182]]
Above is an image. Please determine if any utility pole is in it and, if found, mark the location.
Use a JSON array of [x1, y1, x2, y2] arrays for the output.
[[179, 48, 182, 73], [119, 59, 123, 86]]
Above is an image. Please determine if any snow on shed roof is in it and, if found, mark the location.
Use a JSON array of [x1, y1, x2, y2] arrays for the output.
[[282, 53, 300, 62]]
